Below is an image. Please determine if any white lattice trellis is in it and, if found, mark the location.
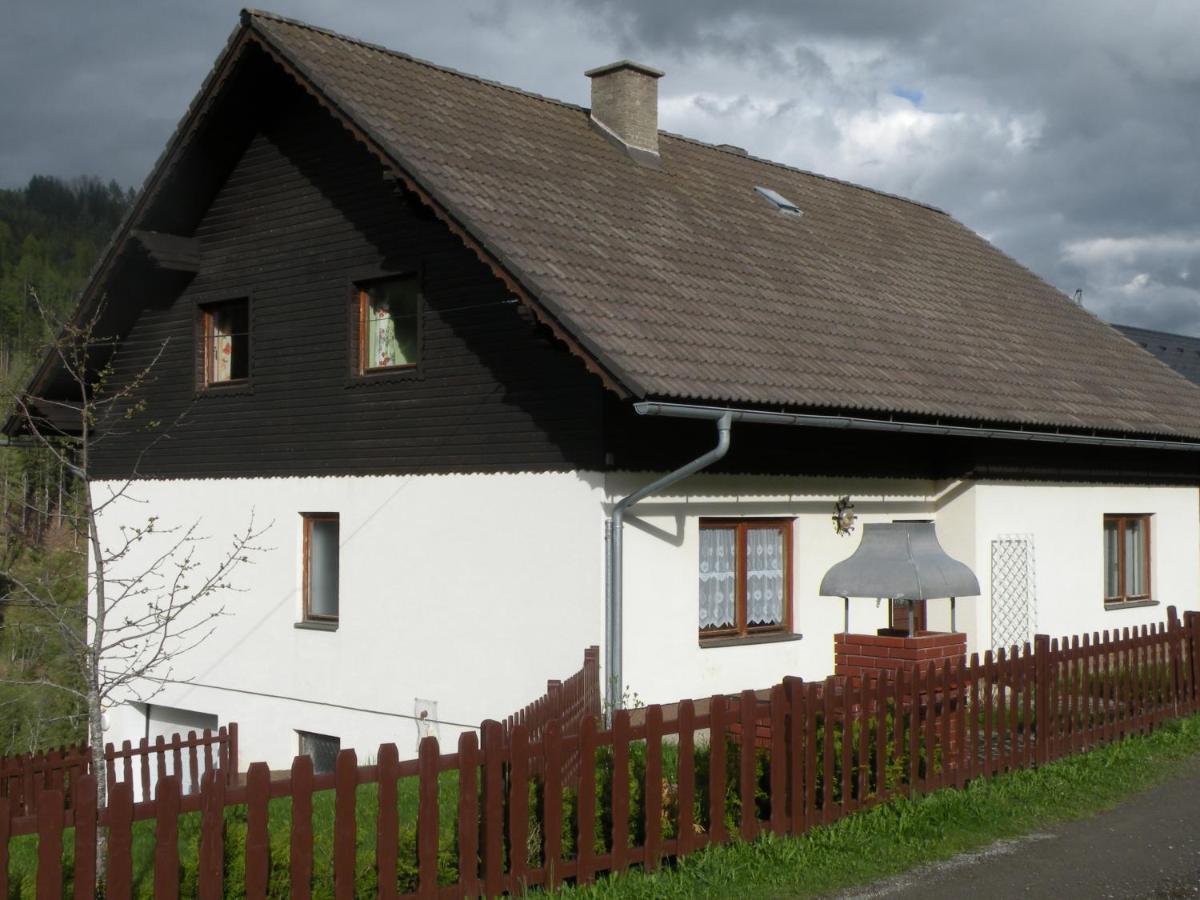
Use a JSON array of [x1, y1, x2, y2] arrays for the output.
[[990, 534, 1037, 651]]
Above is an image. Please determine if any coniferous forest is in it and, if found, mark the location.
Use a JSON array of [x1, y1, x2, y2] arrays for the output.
[[0, 175, 133, 754]]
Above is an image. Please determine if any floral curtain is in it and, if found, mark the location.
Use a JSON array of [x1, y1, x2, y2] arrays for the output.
[[209, 310, 234, 382], [746, 527, 785, 626], [365, 279, 419, 369], [698, 527, 736, 631]]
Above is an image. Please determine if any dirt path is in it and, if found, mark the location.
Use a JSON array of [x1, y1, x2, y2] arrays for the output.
[[837, 758, 1200, 899]]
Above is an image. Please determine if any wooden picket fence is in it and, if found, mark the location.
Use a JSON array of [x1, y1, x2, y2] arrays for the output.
[[0, 724, 237, 817], [5, 610, 1200, 897]]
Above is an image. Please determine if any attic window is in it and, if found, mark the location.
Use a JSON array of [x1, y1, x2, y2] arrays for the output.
[[755, 186, 803, 217]]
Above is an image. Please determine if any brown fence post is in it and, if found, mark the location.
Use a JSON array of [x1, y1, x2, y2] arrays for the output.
[[456, 731, 480, 898], [72, 773, 97, 900], [245, 763, 271, 899], [1034, 634, 1051, 765], [1187, 611, 1200, 713], [228, 722, 239, 784], [376, 743, 400, 900], [35, 787, 64, 899], [154, 775, 182, 898], [480, 720, 505, 896], [417, 736, 441, 899], [289, 754, 314, 900], [106, 781, 133, 898], [333, 749, 358, 900], [198, 769, 227, 900]]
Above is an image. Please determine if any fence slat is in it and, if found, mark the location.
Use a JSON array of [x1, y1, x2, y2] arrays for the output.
[[481, 720, 506, 894], [611, 711, 630, 871], [72, 774, 97, 900], [455, 732, 480, 897], [983, 651, 995, 776], [289, 754, 314, 900], [852, 677, 866, 804], [676, 700, 696, 856], [154, 775, 181, 899], [823, 680, 837, 820], [418, 736, 441, 899], [576, 716, 597, 885], [708, 694, 728, 843], [198, 769, 226, 900], [245, 762, 270, 900], [839, 680, 853, 814], [36, 788, 64, 899], [333, 749, 357, 900], [376, 743, 400, 900], [543, 721, 564, 889], [187, 731, 200, 793], [644, 705, 663, 871], [875, 673, 889, 802], [907, 667, 920, 794], [0, 798, 9, 900], [106, 781, 133, 899], [768, 684, 787, 834], [739, 690, 757, 840], [804, 681, 819, 832]]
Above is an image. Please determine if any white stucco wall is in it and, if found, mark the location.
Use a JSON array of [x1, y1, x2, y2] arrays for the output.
[[969, 482, 1200, 648], [94, 473, 605, 768], [94, 469, 1200, 772]]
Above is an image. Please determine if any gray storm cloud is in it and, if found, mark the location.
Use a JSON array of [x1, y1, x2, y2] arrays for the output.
[[4, 0, 1197, 333]]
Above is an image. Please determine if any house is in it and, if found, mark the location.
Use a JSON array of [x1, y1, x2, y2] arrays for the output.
[[10, 10, 1200, 770], [1115, 325, 1200, 387]]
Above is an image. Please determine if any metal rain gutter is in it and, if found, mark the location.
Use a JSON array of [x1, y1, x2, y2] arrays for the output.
[[604, 410, 731, 716], [634, 402, 1200, 453]]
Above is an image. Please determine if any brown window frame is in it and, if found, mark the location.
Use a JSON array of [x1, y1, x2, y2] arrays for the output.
[[302, 513, 340, 624], [199, 298, 250, 387], [356, 275, 421, 375], [698, 518, 793, 640], [1104, 513, 1152, 606]]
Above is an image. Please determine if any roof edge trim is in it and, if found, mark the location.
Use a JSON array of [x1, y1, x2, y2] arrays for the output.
[[634, 401, 1200, 452]]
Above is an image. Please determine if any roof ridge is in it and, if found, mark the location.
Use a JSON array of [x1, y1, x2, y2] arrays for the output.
[[241, 9, 588, 114]]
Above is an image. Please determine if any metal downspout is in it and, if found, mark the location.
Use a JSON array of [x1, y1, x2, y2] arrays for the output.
[[605, 411, 732, 716]]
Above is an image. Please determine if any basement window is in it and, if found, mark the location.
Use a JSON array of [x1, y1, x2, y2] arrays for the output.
[[298, 730, 340, 775], [754, 186, 803, 217], [699, 518, 793, 640], [1104, 514, 1152, 607], [200, 299, 250, 385]]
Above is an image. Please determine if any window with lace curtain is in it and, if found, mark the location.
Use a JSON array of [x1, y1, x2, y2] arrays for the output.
[[699, 518, 793, 640]]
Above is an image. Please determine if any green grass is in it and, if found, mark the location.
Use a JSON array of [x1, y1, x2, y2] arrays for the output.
[[547, 712, 1200, 900]]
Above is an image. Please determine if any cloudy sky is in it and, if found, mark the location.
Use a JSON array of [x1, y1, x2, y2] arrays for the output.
[[4, 0, 1200, 333]]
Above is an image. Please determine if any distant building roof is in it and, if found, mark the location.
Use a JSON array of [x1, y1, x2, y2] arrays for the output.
[[1114, 325, 1200, 387]]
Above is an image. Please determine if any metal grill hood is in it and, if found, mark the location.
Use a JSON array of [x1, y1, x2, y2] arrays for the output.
[[819, 522, 980, 600]]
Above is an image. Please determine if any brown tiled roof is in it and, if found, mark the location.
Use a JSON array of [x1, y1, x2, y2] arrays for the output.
[[164, 13, 1200, 439]]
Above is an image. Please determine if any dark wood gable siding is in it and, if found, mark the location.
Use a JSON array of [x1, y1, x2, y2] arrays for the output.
[[90, 90, 605, 480]]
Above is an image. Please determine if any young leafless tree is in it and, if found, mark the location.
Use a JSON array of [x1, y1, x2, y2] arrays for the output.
[[1, 288, 268, 811]]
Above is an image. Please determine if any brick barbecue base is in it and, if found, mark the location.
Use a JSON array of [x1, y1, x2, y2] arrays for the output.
[[835, 629, 967, 684]]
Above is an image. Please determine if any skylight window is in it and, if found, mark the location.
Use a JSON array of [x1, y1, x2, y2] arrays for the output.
[[755, 186, 803, 217]]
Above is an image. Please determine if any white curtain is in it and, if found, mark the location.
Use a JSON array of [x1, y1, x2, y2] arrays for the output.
[[210, 314, 233, 382], [699, 528, 736, 630], [1124, 519, 1145, 596], [746, 527, 785, 626]]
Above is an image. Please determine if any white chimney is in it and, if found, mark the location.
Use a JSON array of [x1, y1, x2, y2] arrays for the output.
[[585, 60, 664, 157]]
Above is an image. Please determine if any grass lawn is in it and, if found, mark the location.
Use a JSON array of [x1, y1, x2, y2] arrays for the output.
[[546, 712, 1200, 899]]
